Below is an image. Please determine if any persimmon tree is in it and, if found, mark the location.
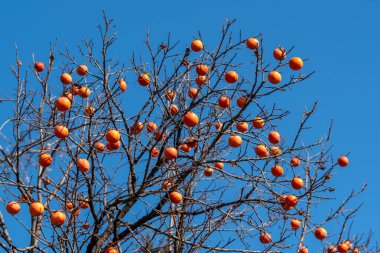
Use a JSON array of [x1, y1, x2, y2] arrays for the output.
[[0, 14, 376, 253]]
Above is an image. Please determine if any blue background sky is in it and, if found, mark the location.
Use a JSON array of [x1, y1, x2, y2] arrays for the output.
[[0, 0, 378, 250]]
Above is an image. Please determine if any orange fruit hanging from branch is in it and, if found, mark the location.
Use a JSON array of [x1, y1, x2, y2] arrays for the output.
[[50, 211, 66, 226], [60, 73, 72, 85], [164, 147, 178, 160], [77, 64, 88, 76], [77, 158, 90, 173], [106, 129, 121, 143], [246, 37, 259, 50], [54, 125, 69, 139], [196, 64, 208, 76], [34, 62, 45, 72], [273, 47, 286, 61], [55, 97, 71, 111], [225, 71, 238, 84], [289, 57, 303, 71], [39, 153, 52, 167], [268, 71, 282, 84], [138, 73, 151, 86], [218, 96, 230, 108], [228, 135, 242, 148], [183, 112, 199, 127], [6, 201, 20, 215], [29, 202, 44, 217], [191, 39, 203, 52]]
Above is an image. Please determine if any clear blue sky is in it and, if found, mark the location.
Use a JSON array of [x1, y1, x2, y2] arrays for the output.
[[0, 0, 379, 250]]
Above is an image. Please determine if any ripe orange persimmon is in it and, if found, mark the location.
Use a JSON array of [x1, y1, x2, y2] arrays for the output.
[[78, 86, 91, 98], [188, 87, 199, 99], [270, 146, 282, 156], [327, 246, 337, 253], [39, 153, 52, 167], [215, 122, 222, 130], [65, 202, 74, 211], [79, 200, 90, 209], [218, 96, 230, 108], [170, 104, 179, 115], [253, 116, 265, 129], [151, 147, 159, 157], [70, 83, 80, 95], [191, 39, 203, 52], [165, 90, 175, 101], [344, 241, 353, 250], [169, 191, 183, 204], [215, 162, 224, 170], [285, 195, 298, 207], [255, 144, 268, 158], [314, 227, 328, 240], [104, 247, 118, 253], [337, 244, 348, 253], [196, 64, 208, 75], [246, 37, 259, 50], [228, 135, 242, 148], [153, 131, 165, 141], [268, 131, 281, 144], [74, 209, 81, 216], [164, 147, 178, 160], [289, 57, 303, 71], [60, 73, 72, 85], [107, 141, 120, 151], [291, 218, 301, 230], [281, 202, 293, 211], [183, 112, 199, 127], [162, 180, 173, 190], [291, 157, 301, 167], [6, 201, 20, 215], [273, 47, 286, 61], [77, 64, 88, 76], [195, 75, 207, 86], [34, 62, 45, 72], [131, 122, 144, 135], [337, 156, 349, 167], [204, 167, 214, 177], [55, 97, 71, 111], [268, 71, 282, 84], [77, 158, 90, 173], [259, 232, 272, 244], [237, 96, 248, 108], [299, 247, 308, 253], [94, 142, 105, 152], [29, 202, 44, 216], [106, 129, 121, 143], [84, 106, 95, 116], [138, 73, 151, 86], [50, 211, 66, 226], [291, 177, 304, 190], [184, 137, 198, 148], [146, 122, 157, 132], [63, 92, 73, 101], [236, 122, 248, 133], [180, 144, 191, 153], [225, 71, 238, 84], [271, 165, 283, 177], [119, 78, 127, 92], [54, 125, 69, 138]]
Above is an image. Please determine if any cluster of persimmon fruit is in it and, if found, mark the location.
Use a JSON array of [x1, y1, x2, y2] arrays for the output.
[[4, 36, 352, 253]]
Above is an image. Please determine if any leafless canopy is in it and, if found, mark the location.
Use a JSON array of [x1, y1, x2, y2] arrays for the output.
[[0, 14, 376, 253]]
